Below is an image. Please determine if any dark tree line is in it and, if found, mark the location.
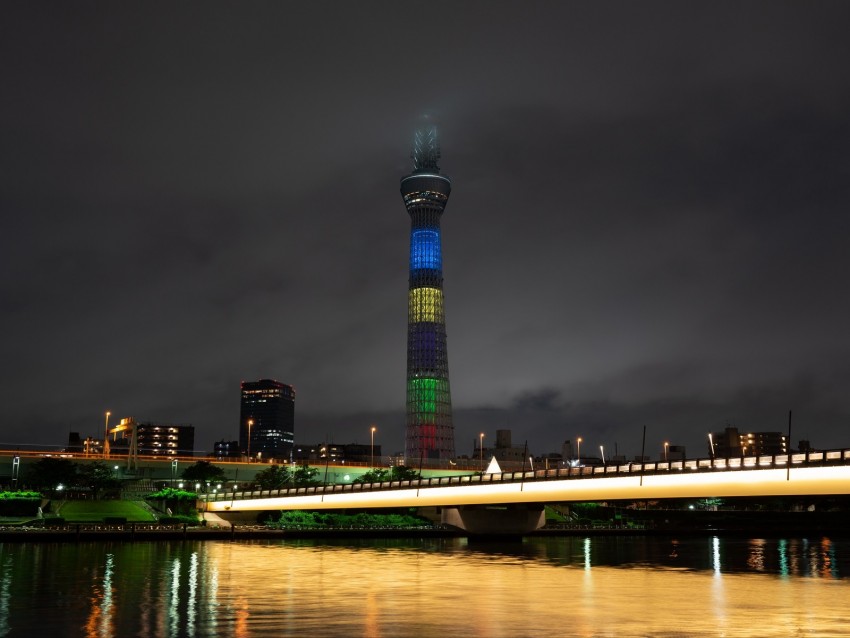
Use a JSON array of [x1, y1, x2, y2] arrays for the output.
[[251, 465, 322, 490], [24, 458, 121, 498]]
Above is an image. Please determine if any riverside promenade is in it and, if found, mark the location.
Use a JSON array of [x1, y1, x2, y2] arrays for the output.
[[0, 522, 461, 542]]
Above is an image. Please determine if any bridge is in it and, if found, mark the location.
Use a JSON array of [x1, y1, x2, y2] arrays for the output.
[[202, 449, 850, 534]]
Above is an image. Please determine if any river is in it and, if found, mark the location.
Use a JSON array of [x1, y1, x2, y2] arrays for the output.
[[0, 534, 847, 637]]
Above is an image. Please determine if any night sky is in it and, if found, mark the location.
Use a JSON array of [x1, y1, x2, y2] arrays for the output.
[[3, 2, 849, 460]]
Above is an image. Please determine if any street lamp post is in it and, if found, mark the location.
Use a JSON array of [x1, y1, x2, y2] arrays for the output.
[[479, 433, 485, 468], [600, 445, 605, 465], [370, 426, 376, 469], [577, 437, 582, 465], [708, 432, 715, 460], [664, 441, 669, 462], [247, 419, 254, 461], [104, 411, 111, 459]]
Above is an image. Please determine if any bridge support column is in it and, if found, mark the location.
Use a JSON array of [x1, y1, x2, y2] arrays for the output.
[[441, 504, 545, 537]]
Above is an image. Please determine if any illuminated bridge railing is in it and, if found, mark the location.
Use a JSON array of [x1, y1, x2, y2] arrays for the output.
[[200, 449, 850, 503]]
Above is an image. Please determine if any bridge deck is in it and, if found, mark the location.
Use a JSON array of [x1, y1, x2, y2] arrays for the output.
[[203, 450, 850, 512]]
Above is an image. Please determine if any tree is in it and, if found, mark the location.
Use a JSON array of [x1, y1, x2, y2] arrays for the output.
[[354, 465, 421, 484], [292, 465, 321, 487], [389, 465, 421, 481], [26, 458, 78, 493], [253, 465, 291, 490], [77, 461, 121, 499], [354, 468, 390, 484], [181, 461, 226, 491], [145, 487, 198, 516]]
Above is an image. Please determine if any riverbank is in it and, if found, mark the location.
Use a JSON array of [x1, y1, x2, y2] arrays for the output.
[[1, 518, 848, 542], [531, 525, 850, 538], [0, 523, 464, 542]]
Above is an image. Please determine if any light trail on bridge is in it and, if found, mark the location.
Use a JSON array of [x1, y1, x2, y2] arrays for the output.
[[204, 450, 850, 513]]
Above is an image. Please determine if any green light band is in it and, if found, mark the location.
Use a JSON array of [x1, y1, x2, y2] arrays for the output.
[[407, 377, 450, 421]]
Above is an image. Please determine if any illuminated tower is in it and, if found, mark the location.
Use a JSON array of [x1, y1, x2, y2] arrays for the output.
[[401, 123, 455, 461]]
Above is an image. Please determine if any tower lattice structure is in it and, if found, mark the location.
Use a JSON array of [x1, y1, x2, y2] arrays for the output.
[[401, 123, 455, 462]]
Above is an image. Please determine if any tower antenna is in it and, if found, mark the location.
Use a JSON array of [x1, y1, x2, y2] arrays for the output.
[[412, 121, 441, 173]]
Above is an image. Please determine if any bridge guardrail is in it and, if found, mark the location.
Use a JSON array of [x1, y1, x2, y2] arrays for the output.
[[200, 447, 850, 503]]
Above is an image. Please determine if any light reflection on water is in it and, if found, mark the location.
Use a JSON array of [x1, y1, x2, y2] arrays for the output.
[[0, 535, 847, 637], [0, 557, 11, 636]]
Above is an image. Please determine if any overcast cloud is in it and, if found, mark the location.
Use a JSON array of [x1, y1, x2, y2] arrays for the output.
[[2, 2, 849, 459]]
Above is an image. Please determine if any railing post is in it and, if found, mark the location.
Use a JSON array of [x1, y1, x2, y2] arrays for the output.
[[786, 409, 792, 481]]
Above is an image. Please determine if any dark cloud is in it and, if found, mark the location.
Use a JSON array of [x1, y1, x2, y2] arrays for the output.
[[2, 2, 850, 457]]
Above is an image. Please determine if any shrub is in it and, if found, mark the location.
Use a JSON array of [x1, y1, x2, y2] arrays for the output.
[[0, 491, 42, 500], [269, 510, 432, 529], [146, 488, 198, 501], [0, 491, 42, 516]]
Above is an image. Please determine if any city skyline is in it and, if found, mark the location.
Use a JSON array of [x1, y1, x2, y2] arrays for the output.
[[2, 3, 850, 460]]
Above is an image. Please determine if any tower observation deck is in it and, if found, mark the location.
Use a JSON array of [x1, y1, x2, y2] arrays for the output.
[[401, 123, 455, 462]]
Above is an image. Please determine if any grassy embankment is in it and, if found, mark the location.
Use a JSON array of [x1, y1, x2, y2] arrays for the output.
[[54, 500, 158, 524]]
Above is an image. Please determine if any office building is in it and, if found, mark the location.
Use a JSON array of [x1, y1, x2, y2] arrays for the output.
[[240, 379, 295, 461]]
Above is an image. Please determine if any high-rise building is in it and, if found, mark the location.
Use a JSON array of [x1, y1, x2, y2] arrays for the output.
[[98, 418, 195, 458], [401, 123, 455, 461], [240, 379, 295, 461], [135, 422, 195, 456]]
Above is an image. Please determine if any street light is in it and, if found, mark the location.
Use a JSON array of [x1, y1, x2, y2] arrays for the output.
[[247, 419, 254, 461], [104, 411, 111, 459], [664, 441, 669, 462], [708, 432, 715, 459], [577, 437, 582, 464], [479, 433, 485, 468], [370, 425, 377, 469], [600, 445, 605, 465]]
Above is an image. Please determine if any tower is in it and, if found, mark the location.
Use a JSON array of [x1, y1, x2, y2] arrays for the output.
[[401, 122, 455, 462], [240, 379, 295, 461]]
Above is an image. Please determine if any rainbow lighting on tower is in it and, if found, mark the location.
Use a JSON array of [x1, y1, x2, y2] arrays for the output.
[[401, 121, 455, 462]]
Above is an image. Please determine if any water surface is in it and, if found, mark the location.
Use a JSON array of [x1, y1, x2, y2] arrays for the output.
[[0, 535, 847, 637]]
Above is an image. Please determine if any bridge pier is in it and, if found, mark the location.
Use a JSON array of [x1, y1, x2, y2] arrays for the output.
[[440, 503, 545, 537], [212, 510, 262, 526]]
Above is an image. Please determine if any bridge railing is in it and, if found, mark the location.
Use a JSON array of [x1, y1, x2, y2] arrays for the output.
[[200, 448, 850, 503]]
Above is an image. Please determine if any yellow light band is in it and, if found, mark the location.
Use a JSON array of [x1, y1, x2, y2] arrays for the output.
[[408, 287, 444, 323]]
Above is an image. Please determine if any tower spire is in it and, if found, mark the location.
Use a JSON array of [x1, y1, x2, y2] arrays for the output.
[[412, 121, 441, 173]]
